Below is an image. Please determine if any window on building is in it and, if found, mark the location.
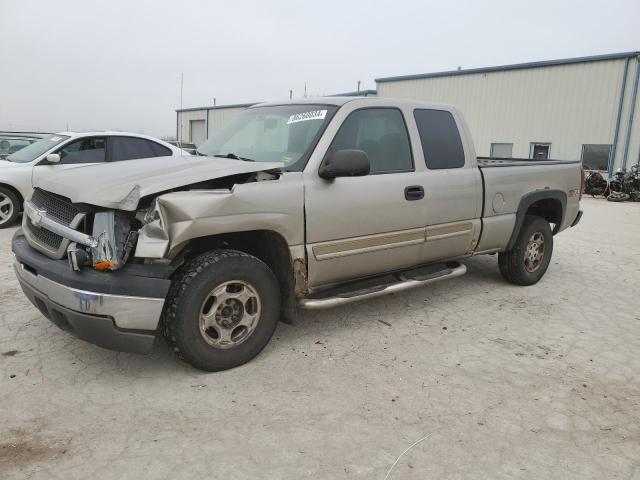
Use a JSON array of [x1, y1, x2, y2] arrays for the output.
[[329, 108, 413, 173], [530, 143, 551, 160], [581, 144, 611, 171], [413, 109, 465, 169], [490, 143, 513, 158]]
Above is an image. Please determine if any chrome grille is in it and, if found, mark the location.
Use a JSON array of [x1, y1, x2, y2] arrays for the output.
[[31, 188, 80, 226], [23, 189, 86, 259], [26, 218, 64, 249]]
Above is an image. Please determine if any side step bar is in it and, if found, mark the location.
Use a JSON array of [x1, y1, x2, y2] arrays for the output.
[[299, 261, 467, 310]]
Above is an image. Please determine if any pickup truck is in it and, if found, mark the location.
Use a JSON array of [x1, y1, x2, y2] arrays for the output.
[[12, 97, 583, 371]]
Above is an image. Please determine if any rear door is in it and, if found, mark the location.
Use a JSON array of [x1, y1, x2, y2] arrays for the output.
[[410, 108, 482, 262], [107, 136, 172, 161], [304, 105, 428, 287]]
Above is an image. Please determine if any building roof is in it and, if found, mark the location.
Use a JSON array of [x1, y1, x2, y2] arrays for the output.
[[176, 90, 377, 112], [332, 89, 377, 97], [176, 102, 258, 113], [375, 51, 640, 83]]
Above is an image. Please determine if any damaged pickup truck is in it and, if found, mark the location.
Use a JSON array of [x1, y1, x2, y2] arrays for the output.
[[12, 98, 584, 371]]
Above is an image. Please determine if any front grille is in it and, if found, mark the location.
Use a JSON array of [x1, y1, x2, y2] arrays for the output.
[[23, 189, 87, 259], [31, 188, 80, 226], [26, 218, 64, 249]]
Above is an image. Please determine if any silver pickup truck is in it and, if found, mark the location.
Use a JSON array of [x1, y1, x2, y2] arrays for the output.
[[12, 97, 583, 371]]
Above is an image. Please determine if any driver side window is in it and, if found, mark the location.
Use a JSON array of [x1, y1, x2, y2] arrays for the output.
[[328, 108, 413, 174], [57, 137, 106, 164]]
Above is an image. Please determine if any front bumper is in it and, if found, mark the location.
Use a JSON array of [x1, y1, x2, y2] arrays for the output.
[[12, 230, 171, 354]]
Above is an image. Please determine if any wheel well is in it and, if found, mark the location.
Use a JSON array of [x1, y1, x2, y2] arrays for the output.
[[0, 183, 24, 212], [525, 198, 563, 232], [179, 230, 297, 323]]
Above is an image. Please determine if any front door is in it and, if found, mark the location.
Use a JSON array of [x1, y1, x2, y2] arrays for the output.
[[304, 107, 427, 287], [32, 136, 107, 189]]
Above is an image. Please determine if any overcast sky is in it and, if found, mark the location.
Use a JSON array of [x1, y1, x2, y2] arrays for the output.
[[1, 0, 637, 138]]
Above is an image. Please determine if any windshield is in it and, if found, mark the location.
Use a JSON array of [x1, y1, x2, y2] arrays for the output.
[[197, 104, 337, 171], [7, 134, 70, 163]]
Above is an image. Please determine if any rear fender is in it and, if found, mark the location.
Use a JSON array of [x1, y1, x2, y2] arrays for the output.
[[505, 190, 566, 251]]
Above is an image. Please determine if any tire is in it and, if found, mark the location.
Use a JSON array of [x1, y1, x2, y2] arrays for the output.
[[0, 187, 20, 228], [163, 249, 281, 371], [498, 215, 553, 286], [607, 191, 629, 202]]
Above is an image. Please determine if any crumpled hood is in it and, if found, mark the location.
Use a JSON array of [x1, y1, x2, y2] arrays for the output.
[[35, 155, 283, 210]]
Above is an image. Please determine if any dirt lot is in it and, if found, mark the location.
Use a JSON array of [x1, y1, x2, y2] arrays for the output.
[[1, 197, 639, 479]]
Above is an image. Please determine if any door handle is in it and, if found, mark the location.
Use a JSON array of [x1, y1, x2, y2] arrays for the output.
[[404, 185, 424, 201]]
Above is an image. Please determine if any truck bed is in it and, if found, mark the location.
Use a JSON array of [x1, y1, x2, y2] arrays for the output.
[[474, 156, 583, 254]]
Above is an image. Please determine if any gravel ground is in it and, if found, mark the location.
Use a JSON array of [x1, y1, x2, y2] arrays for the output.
[[1, 197, 639, 480]]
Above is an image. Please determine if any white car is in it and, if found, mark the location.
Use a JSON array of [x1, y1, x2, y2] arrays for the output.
[[0, 131, 188, 227]]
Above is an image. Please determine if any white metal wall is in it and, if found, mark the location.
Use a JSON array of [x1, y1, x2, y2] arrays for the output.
[[206, 107, 247, 138], [177, 106, 249, 145], [177, 110, 205, 145], [377, 57, 640, 172]]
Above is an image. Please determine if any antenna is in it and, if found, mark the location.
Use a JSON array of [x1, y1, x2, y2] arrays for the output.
[[213, 97, 217, 107], [178, 73, 184, 144], [357, 80, 361, 92]]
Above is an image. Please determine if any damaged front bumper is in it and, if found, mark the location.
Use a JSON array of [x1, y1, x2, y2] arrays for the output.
[[12, 230, 171, 354]]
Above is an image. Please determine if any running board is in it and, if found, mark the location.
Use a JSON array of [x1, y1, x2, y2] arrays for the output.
[[299, 261, 467, 310]]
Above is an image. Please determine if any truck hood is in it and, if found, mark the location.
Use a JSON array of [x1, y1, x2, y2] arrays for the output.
[[35, 155, 284, 210]]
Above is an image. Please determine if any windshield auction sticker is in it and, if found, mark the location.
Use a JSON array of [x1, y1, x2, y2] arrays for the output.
[[287, 110, 327, 124]]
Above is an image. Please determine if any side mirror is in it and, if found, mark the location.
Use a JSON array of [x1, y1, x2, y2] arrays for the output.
[[318, 149, 370, 179], [46, 153, 61, 164]]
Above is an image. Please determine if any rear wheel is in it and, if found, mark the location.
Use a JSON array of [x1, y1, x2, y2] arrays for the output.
[[498, 215, 553, 286], [0, 187, 20, 228], [163, 249, 281, 371]]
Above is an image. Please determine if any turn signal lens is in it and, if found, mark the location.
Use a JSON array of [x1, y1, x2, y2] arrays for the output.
[[94, 260, 113, 271]]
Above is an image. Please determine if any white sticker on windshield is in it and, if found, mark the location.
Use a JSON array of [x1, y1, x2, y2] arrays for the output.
[[50, 136, 61, 141], [287, 110, 327, 124]]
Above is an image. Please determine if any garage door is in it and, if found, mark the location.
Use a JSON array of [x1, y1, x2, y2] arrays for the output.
[[190, 120, 206, 146]]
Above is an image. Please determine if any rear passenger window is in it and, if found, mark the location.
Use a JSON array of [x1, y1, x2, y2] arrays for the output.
[[110, 137, 172, 161], [413, 109, 465, 169], [328, 108, 412, 173]]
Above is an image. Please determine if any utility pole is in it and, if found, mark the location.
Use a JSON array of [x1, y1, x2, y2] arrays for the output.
[[357, 80, 361, 92], [289, 89, 293, 99], [178, 73, 184, 143]]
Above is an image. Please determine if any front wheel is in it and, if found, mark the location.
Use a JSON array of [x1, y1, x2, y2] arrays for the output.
[[498, 215, 553, 286], [163, 249, 281, 371], [0, 187, 20, 228]]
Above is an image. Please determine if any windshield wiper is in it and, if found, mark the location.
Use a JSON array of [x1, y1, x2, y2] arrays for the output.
[[213, 153, 255, 162]]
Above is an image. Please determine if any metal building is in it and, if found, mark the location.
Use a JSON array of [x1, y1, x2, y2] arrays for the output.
[[375, 51, 640, 175], [176, 90, 377, 148], [176, 103, 256, 147]]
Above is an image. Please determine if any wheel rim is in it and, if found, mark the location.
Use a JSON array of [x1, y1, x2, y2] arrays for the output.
[[199, 280, 261, 349], [0, 193, 14, 225], [524, 232, 545, 273]]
